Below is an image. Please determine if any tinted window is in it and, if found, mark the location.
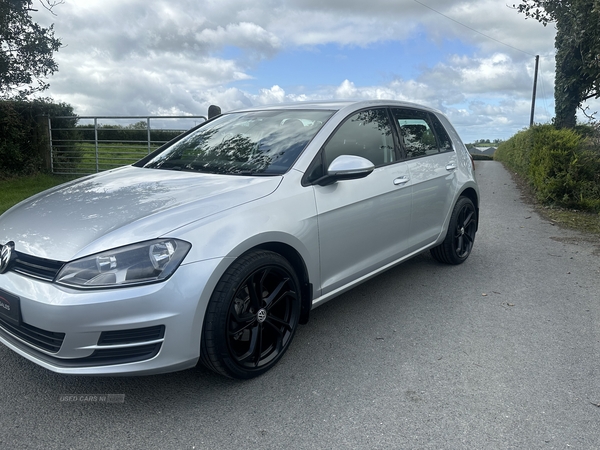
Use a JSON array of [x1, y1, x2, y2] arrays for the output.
[[323, 109, 395, 168], [142, 110, 334, 175], [391, 108, 452, 159], [430, 114, 453, 151]]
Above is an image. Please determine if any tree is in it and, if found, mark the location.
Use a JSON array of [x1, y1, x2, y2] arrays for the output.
[[0, 0, 63, 98], [514, 0, 600, 128]]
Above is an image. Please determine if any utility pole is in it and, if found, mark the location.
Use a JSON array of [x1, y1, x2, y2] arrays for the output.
[[530, 55, 539, 127]]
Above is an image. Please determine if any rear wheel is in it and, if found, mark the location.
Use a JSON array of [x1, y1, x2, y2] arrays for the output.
[[430, 196, 477, 265], [200, 250, 301, 379]]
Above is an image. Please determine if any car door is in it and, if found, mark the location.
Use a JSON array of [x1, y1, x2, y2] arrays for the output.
[[391, 108, 458, 251], [310, 108, 413, 295]]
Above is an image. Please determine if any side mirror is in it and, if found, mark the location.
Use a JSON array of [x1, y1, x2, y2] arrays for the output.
[[208, 105, 221, 119], [317, 155, 375, 186]]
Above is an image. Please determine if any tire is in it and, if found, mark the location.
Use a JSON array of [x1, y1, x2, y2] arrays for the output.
[[430, 196, 477, 265], [200, 250, 301, 379]]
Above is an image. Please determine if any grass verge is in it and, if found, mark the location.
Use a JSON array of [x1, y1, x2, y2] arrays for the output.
[[507, 165, 600, 238]]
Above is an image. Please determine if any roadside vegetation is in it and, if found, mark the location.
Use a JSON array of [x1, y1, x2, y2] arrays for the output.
[[471, 153, 494, 161], [494, 123, 600, 235]]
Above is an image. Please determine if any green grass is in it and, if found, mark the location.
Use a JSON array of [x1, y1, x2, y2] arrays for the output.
[[53, 142, 157, 175], [0, 174, 79, 215], [539, 207, 600, 236]]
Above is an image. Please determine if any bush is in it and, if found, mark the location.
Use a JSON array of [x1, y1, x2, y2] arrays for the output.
[[495, 124, 600, 212], [76, 123, 182, 144], [471, 153, 494, 161], [0, 99, 79, 177]]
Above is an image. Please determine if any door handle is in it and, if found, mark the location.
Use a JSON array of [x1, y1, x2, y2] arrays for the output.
[[393, 176, 409, 186], [446, 163, 457, 171]]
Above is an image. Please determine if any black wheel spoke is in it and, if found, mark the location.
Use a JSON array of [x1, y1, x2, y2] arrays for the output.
[[463, 210, 474, 228], [254, 325, 263, 367], [236, 324, 261, 365], [228, 313, 257, 336], [464, 232, 474, 244], [246, 273, 263, 310], [265, 315, 292, 333], [259, 268, 270, 293], [263, 278, 286, 308], [456, 235, 464, 254], [264, 321, 285, 352], [265, 279, 295, 310]]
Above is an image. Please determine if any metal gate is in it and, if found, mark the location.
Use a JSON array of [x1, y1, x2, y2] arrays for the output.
[[48, 115, 206, 175]]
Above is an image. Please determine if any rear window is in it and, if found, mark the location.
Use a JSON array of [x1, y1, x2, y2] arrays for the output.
[[391, 108, 453, 158]]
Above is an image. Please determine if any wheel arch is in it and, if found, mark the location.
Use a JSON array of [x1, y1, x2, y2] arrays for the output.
[[459, 186, 479, 231]]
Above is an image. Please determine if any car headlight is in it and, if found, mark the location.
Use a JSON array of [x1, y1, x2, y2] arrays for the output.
[[55, 239, 191, 289]]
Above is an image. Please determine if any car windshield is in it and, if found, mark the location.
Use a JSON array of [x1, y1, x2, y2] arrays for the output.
[[141, 109, 335, 175]]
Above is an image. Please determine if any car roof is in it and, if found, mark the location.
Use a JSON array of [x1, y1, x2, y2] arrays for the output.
[[227, 100, 442, 115]]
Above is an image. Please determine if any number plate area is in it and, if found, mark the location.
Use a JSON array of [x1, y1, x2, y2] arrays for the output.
[[0, 289, 21, 326]]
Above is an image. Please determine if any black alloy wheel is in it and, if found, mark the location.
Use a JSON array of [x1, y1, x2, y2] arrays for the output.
[[201, 250, 301, 379], [430, 196, 477, 265]]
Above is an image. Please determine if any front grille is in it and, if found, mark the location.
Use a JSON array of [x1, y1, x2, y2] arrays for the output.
[[98, 325, 165, 345], [12, 252, 64, 282], [0, 316, 65, 353]]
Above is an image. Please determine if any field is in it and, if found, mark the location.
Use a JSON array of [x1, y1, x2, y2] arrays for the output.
[[52, 142, 161, 175]]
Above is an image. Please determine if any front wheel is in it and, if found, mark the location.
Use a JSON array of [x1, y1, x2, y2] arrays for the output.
[[430, 196, 477, 265], [200, 250, 301, 379]]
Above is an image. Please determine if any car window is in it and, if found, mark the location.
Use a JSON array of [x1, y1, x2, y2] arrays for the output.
[[391, 108, 451, 159], [430, 114, 453, 152], [140, 110, 335, 175], [323, 108, 395, 168]]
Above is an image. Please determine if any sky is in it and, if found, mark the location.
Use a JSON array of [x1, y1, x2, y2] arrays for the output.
[[30, 0, 599, 142]]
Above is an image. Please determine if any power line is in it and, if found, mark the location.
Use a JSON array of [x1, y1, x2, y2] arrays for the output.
[[412, 0, 537, 57], [536, 57, 552, 119]]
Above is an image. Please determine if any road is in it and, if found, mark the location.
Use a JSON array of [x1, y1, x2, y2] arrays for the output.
[[1, 161, 599, 449]]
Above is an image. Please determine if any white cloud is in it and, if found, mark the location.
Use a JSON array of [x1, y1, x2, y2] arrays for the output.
[[197, 22, 281, 55], [419, 53, 535, 97], [29, 0, 563, 141]]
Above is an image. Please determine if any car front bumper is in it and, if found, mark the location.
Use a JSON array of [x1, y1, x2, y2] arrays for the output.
[[0, 259, 222, 375]]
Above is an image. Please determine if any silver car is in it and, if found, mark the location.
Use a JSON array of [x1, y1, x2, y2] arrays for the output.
[[0, 100, 479, 379]]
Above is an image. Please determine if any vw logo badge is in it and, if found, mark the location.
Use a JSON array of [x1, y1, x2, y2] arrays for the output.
[[257, 308, 267, 323], [0, 241, 15, 274]]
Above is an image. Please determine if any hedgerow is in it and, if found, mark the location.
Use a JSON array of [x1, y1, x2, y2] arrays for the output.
[[0, 99, 79, 177], [494, 124, 600, 212]]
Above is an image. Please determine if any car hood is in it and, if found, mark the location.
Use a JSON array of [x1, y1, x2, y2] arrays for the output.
[[0, 166, 281, 261]]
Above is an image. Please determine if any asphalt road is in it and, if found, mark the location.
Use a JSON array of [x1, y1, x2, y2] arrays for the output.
[[1, 161, 599, 449]]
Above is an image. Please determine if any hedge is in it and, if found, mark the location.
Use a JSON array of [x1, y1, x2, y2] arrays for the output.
[[494, 124, 600, 212], [0, 99, 78, 177]]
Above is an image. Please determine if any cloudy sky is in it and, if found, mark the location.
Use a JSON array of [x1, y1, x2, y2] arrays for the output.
[[31, 0, 596, 142]]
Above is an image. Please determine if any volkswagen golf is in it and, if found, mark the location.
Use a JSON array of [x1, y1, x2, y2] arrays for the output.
[[0, 100, 479, 379]]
